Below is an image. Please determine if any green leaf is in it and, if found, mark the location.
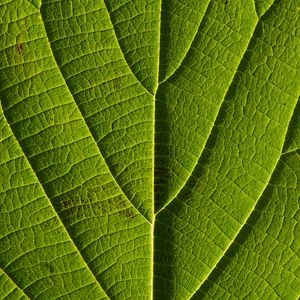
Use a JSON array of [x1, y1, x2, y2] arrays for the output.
[[0, 0, 299, 299], [0, 269, 28, 300], [193, 150, 300, 299]]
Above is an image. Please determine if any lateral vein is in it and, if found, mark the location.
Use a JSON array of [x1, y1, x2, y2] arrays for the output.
[[0, 106, 111, 300], [39, 5, 150, 224]]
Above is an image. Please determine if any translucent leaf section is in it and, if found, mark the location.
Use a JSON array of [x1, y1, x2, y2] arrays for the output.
[[0, 108, 107, 299], [155, 0, 258, 210], [194, 150, 300, 299], [254, 0, 274, 17], [0, 1, 151, 299], [0, 0, 299, 299], [41, 0, 154, 220], [159, 0, 210, 81], [103, 0, 160, 93], [0, 269, 28, 300], [154, 0, 300, 298]]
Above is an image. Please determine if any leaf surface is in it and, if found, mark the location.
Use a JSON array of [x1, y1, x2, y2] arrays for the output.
[[0, 0, 299, 299]]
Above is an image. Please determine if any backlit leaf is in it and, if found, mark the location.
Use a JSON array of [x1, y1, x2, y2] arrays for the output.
[[0, 0, 299, 299]]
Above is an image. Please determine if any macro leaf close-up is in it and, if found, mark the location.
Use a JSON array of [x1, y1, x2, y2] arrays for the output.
[[0, 0, 299, 299]]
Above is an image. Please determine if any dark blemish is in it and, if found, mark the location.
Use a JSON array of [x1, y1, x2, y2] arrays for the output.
[[56, 181, 141, 219], [44, 262, 55, 274], [56, 186, 110, 219], [61, 205, 85, 220], [114, 195, 137, 219], [112, 78, 122, 90], [92, 202, 108, 215], [79, 201, 109, 215], [62, 199, 72, 209], [56, 190, 138, 221], [16, 43, 24, 55], [114, 195, 127, 211], [118, 208, 136, 219], [224, 0, 228, 4]]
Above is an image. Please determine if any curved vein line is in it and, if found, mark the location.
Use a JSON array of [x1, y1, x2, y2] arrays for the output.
[[159, 0, 274, 86], [188, 143, 299, 299], [254, 0, 275, 18], [158, 0, 212, 84], [0, 267, 30, 299], [39, 4, 150, 224], [0, 108, 110, 300], [281, 148, 300, 156], [187, 77, 300, 296], [156, 0, 283, 216], [25, 0, 39, 10], [156, 25, 260, 216], [102, 0, 154, 96]]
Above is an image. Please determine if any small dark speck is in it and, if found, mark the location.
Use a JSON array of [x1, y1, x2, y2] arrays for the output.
[[16, 44, 24, 55], [44, 262, 55, 273]]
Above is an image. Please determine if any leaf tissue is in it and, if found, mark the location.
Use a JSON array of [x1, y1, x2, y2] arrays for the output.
[[0, 0, 299, 299]]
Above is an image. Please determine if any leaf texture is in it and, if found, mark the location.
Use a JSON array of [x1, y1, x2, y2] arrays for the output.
[[0, 268, 28, 300], [193, 150, 300, 299], [0, 0, 299, 299]]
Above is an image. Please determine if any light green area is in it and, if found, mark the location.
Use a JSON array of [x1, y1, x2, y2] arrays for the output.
[[0, 106, 107, 299], [0, 1, 150, 298], [0, 269, 28, 300], [0, 0, 299, 299], [40, 0, 154, 220], [102, 0, 160, 93], [158, 0, 211, 81]]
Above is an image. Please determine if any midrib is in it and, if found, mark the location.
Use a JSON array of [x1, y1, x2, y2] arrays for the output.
[[151, 0, 163, 298]]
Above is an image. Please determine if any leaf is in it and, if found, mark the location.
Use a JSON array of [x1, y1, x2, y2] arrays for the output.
[[0, 0, 299, 299], [193, 150, 300, 299]]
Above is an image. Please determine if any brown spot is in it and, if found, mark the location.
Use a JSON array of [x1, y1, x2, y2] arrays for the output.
[[62, 199, 72, 209], [118, 207, 136, 219], [16, 43, 24, 55], [115, 195, 128, 211], [44, 262, 55, 274], [112, 78, 122, 90]]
